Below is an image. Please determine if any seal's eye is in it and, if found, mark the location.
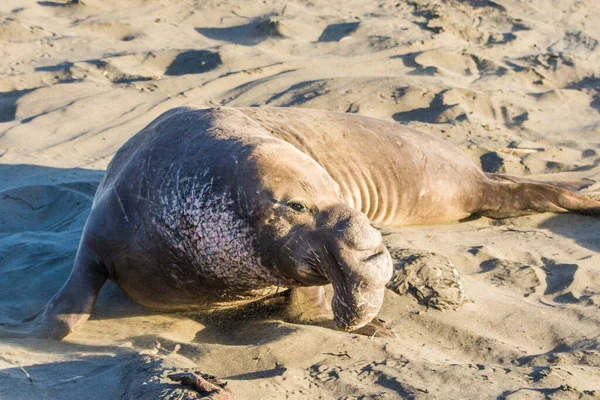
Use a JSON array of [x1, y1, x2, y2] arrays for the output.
[[287, 201, 308, 213]]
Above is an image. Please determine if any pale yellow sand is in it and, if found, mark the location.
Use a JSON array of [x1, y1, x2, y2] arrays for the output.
[[1, 0, 600, 398]]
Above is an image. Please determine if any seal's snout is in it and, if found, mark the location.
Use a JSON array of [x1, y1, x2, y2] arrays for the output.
[[279, 203, 392, 333], [315, 204, 393, 332], [337, 212, 382, 252], [365, 243, 387, 261], [320, 206, 382, 252]]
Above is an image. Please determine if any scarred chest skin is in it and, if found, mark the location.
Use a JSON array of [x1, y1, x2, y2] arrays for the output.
[[151, 179, 293, 306]]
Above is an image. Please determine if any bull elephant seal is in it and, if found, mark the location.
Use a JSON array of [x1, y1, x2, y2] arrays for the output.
[[9, 106, 600, 339]]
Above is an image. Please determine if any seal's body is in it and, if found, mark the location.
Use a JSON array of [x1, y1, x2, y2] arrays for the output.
[[12, 107, 600, 339], [240, 107, 487, 226]]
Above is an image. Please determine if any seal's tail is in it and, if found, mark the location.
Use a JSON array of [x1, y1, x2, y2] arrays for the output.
[[478, 173, 600, 218]]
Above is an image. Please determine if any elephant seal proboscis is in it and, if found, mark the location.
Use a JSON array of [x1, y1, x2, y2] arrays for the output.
[[6, 106, 600, 339]]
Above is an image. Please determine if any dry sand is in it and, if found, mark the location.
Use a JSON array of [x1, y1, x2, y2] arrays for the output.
[[1, 0, 600, 398]]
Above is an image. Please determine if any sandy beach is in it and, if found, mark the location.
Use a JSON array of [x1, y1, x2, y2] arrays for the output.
[[1, 0, 600, 398]]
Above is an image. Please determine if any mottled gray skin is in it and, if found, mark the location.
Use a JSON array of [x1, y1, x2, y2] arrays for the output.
[[7, 106, 600, 339]]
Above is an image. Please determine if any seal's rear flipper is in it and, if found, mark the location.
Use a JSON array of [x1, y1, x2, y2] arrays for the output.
[[484, 173, 595, 192], [479, 178, 600, 218], [0, 244, 107, 340], [579, 191, 600, 202]]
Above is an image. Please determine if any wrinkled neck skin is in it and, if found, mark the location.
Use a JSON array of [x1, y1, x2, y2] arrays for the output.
[[233, 140, 393, 332]]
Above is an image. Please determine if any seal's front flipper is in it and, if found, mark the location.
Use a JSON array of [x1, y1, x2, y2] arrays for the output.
[[351, 317, 395, 338], [0, 244, 107, 340], [283, 286, 395, 338], [284, 286, 332, 324]]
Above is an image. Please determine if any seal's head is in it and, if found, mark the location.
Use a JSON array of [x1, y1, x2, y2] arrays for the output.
[[237, 142, 393, 332]]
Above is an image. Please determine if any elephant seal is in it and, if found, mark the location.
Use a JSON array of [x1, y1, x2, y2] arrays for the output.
[[9, 106, 600, 339]]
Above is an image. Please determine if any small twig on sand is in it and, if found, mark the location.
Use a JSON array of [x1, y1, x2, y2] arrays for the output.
[[501, 226, 553, 239], [539, 298, 557, 308], [231, 10, 250, 19], [323, 351, 351, 358], [496, 147, 542, 155], [168, 372, 232, 399], [18, 365, 33, 384]]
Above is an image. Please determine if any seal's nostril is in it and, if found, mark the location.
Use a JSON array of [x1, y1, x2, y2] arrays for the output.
[[364, 243, 387, 261], [364, 250, 385, 263], [348, 225, 382, 251], [323, 205, 382, 251]]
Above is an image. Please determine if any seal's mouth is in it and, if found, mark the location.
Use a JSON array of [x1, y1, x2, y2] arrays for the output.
[[332, 288, 386, 331], [328, 244, 393, 332], [363, 246, 389, 263]]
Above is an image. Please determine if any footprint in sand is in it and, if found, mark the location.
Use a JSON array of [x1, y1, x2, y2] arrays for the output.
[[0, 183, 96, 233], [196, 15, 286, 46], [479, 258, 540, 297], [317, 22, 360, 42], [0, 89, 35, 123], [74, 22, 142, 42], [0, 17, 53, 43], [540, 257, 578, 302]]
